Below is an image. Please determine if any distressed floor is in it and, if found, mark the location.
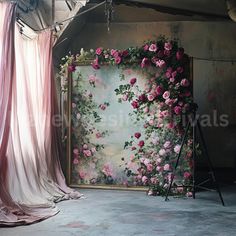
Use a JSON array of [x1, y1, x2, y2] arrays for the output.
[[1, 186, 236, 236]]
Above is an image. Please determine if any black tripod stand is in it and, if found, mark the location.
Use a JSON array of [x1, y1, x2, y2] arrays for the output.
[[165, 103, 225, 206]]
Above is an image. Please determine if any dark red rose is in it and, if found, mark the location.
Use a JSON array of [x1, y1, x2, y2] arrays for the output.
[[138, 140, 145, 147], [134, 132, 141, 139], [131, 100, 139, 109], [138, 94, 147, 102], [130, 78, 137, 86]]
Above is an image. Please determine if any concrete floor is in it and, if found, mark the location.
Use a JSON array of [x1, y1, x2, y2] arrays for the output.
[[1, 186, 236, 236]]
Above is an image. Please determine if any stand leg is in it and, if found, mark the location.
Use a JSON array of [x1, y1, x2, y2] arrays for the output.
[[197, 121, 225, 206], [192, 120, 196, 199], [165, 121, 191, 201]]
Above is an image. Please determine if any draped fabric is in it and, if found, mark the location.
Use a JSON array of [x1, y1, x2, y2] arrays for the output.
[[0, 2, 81, 226]]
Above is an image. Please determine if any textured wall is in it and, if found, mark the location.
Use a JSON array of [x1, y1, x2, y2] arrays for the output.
[[69, 21, 236, 168]]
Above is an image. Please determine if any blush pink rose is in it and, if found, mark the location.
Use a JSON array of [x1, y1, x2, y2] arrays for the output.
[[163, 91, 170, 100], [143, 107, 149, 113], [181, 78, 190, 87], [142, 176, 148, 184], [146, 164, 153, 172], [83, 144, 88, 149], [83, 149, 92, 157], [156, 166, 163, 172], [156, 59, 166, 68], [122, 94, 128, 101], [149, 43, 158, 52], [174, 144, 181, 154], [96, 47, 103, 55], [156, 157, 162, 164], [73, 148, 79, 155], [164, 141, 172, 149], [163, 164, 170, 171], [73, 158, 79, 165], [159, 149, 166, 156], [174, 106, 182, 115], [151, 177, 158, 185], [147, 93, 155, 101], [164, 42, 172, 51], [91, 147, 97, 153]]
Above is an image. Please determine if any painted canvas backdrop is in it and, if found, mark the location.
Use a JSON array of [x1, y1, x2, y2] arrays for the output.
[[71, 66, 146, 186]]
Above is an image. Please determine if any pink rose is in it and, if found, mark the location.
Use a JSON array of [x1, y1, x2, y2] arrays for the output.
[[73, 158, 79, 165], [122, 94, 128, 101], [164, 141, 172, 149], [99, 104, 107, 110], [142, 176, 148, 184], [151, 177, 158, 184], [174, 144, 181, 154], [143, 44, 149, 51], [156, 157, 162, 164], [138, 140, 145, 147], [169, 77, 175, 83], [141, 57, 150, 68], [130, 77, 137, 86], [96, 47, 103, 55], [110, 49, 118, 57], [174, 106, 182, 115], [167, 122, 175, 129], [156, 59, 166, 68], [164, 42, 172, 51], [184, 172, 191, 179], [134, 132, 141, 139], [163, 91, 170, 100], [96, 132, 102, 139], [156, 86, 163, 95], [115, 56, 122, 64], [186, 192, 193, 197], [91, 147, 97, 153], [146, 164, 153, 172], [144, 158, 150, 166], [147, 93, 155, 101], [149, 43, 158, 52], [121, 50, 129, 57], [165, 71, 172, 78], [163, 164, 170, 171], [156, 166, 163, 172], [131, 100, 139, 109], [143, 106, 149, 113], [73, 148, 79, 155], [89, 75, 96, 83], [181, 78, 190, 87], [83, 144, 88, 149], [159, 149, 166, 156], [149, 119, 154, 126], [83, 149, 92, 157]]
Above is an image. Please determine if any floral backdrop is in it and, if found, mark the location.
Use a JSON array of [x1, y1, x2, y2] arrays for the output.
[[60, 37, 194, 196]]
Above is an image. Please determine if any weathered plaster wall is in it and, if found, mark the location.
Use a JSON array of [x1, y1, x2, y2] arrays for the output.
[[69, 21, 236, 168]]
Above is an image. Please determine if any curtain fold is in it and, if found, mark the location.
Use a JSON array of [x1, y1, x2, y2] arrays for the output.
[[0, 2, 81, 226]]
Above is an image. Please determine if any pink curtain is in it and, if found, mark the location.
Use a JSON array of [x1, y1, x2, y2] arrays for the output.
[[0, 2, 81, 226]]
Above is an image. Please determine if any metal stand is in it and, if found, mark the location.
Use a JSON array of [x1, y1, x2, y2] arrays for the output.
[[165, 103, 225, 206]]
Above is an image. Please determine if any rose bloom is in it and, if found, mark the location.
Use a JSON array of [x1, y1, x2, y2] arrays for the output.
[[91, 147, 97, 153], [110, 49, 118, 57], [156, 59, 166, 68], [131, 100, 139, 109], [73, 148, 79, 155], [163, 164, 171, 171], [142, 176, 148, 184], [146, 164, 153, 172], [138, 140, 145, 147], [143, 106, 149, 113], [122, 94, 128, 101], [147, 93, 155, 101], [156, 86, 163, 95], [144, 158, 150, 166], [138, 94, 147, 102], [167, 122, 175, 129], [159, 149, 166, 156], [100, 104, 107, 110], [149, 43, 158, 52], [156, 166, 163, 172], [170, 77, 175, 83], [164, 42, 172, 51], [83, 144, 88, 149], [131, 146, 137, 151], [83, 149, 92, 157], [96, 132, 102, 139], [184, 172, 191, 179], [115, 56, 122, 64], [174, 106, 182, 115], [181, 78, 190, 87], [134, 132, 141, 139], [143, 44, 149, 51], [141, 57, 150, 68], [149, 119, 154, 126], [96, 47, 103, 55], [156, 157, 162, 164], [151, 177, 158, 185], [172, 71, 177, 78], [162, 91, 170, 100], [165, 70, 172, 78], [130, 77, 137, 86], [152, 137, 159, 145], [73, 158, 79, 165], [89, 75, 96, 83], [164, 141, 172, 149], [174, 144, 181, 154]]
